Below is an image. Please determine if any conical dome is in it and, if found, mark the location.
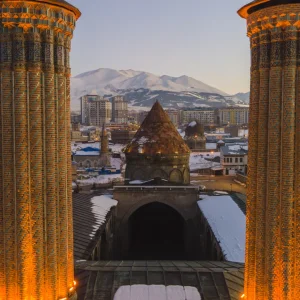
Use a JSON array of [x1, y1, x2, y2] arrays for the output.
[[125, 101, 190, 156]]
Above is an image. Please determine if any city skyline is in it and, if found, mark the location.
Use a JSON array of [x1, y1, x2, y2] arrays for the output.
[[68, 0, 250, 95]]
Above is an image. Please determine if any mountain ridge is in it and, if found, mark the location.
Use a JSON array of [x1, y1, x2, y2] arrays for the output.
[[71, 68, 248, 111]]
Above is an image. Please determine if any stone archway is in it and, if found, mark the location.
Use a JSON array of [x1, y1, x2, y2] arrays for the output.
[[169, 169, 183, 183], [150, 168, 168, 180], [127, 202, 185, 260]]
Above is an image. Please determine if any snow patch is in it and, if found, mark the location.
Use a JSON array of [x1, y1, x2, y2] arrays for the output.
[[190, 152, 220, 171], [113, 285, 201, 300], [78, 173, 123, 185], [198, 195, 245, 263], [228, 145, 248, 151], [89, 195, 118, 238]]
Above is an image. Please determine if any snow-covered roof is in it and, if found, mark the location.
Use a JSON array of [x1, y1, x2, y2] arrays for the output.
[[198, 195, 246, 263], [190, 152, 221, 171], [75, 151, 99, 156], [77, 173, 123, 185], [114, 285, 201, 300], [228, 145, 248, 151], [221, 144, 248, 156], [205, 143, 217, 150], [89, 195, 118, 238]]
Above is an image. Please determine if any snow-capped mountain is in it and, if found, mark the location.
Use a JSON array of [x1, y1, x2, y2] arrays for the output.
[[71, 68, 230, 110], [232, 92, 250, 103]]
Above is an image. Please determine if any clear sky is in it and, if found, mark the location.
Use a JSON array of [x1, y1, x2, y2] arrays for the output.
[[68, 0, 250, 95]]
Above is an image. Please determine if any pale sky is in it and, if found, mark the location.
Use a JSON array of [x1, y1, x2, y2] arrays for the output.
[[68, 0, 250, 95]]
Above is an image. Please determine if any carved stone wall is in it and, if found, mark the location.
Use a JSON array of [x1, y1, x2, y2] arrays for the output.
[[0, 1, 80, 299], [240, 3, 300, 299], [125, 154, 190, 184]]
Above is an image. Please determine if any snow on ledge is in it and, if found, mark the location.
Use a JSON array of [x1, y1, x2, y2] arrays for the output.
[[113, 285, 201, 300], [89, 195, 118, 238], [198, 195, 245, 263]]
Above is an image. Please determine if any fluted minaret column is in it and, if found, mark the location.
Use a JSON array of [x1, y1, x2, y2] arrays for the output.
[[0, 1, 80, 299], [27, 32, 45, 298], [64, 36, 75, 288], [238, 1, 300, 299]]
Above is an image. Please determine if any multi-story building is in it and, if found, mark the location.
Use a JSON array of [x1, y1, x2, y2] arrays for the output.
[[81, 94, 100, 125], [112, 96, 128, 124], [81, 94, 111, 126], [111, 130, 137, 144], [71, 113, 81, 124], [218, 106, 249, 125], [181, 108, 216, 125], [166, 109, 180, 127], [89, 98, 111, 126], [220, 144, 248, 176]]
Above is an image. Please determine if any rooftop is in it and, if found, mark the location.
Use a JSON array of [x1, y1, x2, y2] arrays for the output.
[[73, 193, 117, 260], [198, 195, 246, 263], [75, 260, 244, 300], [220, 145, 248, 156], [124, 101, 190, 156]]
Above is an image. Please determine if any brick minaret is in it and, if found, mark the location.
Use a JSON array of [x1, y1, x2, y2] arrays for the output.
[[0, 1, 80, 299], [238, 1, 300, 299], [99, 123, 111, 167]]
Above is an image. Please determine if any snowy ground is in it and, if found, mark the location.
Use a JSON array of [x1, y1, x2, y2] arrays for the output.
[[89, 195, 118, 239], [77, 173, 123, 185], [114, 285, 201, 300], [189, 152, 220, 172], [205, 143, 217, 150], [111, 158, 122, 169], [198, 195, 246, 263], [72, 142, 220, 173]]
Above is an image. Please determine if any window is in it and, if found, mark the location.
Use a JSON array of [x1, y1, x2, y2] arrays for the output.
[[240, 157, 243, 163], [230, 158, 232, 163], [235, 158, 238, 163]]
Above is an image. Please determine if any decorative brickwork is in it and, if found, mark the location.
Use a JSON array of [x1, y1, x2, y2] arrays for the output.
[[239, 1, 300, 299], [125, 102, 191, 184], [99, 124, 111, 168], [0, 1, 80, 299]]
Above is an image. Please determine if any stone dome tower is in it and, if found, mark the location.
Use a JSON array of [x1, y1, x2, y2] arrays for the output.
[[184, 121, 206, 150], [124, 101, 191, 184]]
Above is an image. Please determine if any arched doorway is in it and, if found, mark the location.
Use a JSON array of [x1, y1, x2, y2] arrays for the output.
[[128, 202, 185, 260]]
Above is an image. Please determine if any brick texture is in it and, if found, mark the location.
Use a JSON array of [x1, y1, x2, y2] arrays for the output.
[[0, 1, 80, 299], [242, 3, 300, 299]]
